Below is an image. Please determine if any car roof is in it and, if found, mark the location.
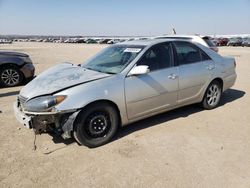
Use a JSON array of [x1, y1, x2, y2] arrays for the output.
[[0, 50, 28, 57], [154, 35, 209, 47], [155, 34, 204, 38], [118, 38, 189, 46]]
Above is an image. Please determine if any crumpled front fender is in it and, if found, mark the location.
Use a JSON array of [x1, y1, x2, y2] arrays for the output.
[[60, 110, 81, 139]]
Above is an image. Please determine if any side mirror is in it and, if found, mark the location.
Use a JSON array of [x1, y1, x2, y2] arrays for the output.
[[128, 65, 149, 76]]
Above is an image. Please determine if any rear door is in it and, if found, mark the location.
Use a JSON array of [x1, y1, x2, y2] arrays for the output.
[[125, 42, 178, 119], [172, 41, 214, 104]]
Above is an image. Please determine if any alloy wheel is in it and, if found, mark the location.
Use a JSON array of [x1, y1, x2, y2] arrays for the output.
[[1, 68, 20, 86], [206, 84, 221, 106]]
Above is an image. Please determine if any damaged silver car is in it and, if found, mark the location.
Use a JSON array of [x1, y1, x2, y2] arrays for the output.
[[14, 39, 237, 147]]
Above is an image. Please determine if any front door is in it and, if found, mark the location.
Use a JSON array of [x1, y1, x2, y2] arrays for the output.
[[125, 43, 179, 119]]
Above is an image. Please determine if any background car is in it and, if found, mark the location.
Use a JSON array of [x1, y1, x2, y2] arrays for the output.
[[0, 39, 13, 44], [107, 39, 123, 44], [98, 39, 111, 44], [74, 38, 86, 43], [241, 37, 250, 47], [211, 38, 219, 46], [227, 37, 243, 46], [85, 39, 97, 44], [0, 51, 35, 87], [155, 35, 219, 52], [216, 38, 229, 46]]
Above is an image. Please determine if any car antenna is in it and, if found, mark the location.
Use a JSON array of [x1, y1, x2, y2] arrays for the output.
[[172, 27, 176, 35]]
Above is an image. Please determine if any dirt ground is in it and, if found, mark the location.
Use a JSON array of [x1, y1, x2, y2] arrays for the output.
[[0, 42, 249, 188]]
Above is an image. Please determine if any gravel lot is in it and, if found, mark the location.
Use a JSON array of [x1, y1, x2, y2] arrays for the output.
[[0, 42, 249, 188]]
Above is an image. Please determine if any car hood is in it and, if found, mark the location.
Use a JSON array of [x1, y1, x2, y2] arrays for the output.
[[20, 63, 111, 99]]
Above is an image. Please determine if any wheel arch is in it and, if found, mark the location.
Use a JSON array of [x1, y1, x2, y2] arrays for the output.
[[199, 77, 224, 103], [75, 99, 122, 127], [0, 62, 20, 69], [212, 77, 224, 91], [0, 56, 25, 67], [201, 77, 223, 110]]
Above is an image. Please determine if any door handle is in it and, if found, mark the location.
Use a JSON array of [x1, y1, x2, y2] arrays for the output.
[[168, 74, 178, 79], [206, 65, 215, 70]]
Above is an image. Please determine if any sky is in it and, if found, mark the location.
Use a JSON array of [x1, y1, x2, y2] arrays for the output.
[[0, 0, 250, 36]]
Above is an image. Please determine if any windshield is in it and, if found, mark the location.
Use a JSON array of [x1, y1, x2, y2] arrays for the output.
[[82, 45, 144, 74]]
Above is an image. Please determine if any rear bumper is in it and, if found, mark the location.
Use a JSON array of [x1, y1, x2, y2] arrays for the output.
[[20, 63, 35, 79], [223, 73, 237, 91]]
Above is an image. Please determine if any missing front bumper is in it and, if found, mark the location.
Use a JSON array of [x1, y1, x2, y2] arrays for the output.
[[13, 101, 80, 138], [13, 102, 32, 129]]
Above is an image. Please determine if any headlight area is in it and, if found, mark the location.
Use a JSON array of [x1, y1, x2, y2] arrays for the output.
[[21, 95, 80, 138], [23, 95, 66, 112]]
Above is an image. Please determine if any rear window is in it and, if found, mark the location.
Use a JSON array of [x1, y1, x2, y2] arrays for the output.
[[202, 37, 216, 47]]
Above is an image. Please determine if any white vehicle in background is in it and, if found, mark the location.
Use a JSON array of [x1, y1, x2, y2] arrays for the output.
[[155, 35, 218, 52], [107, 39, 123, 44], [0, 39, 13, 44]]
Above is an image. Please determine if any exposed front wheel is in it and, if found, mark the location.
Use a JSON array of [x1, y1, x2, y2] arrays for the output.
[[73, 102, 119, 148], [202, 81, 222, 110]]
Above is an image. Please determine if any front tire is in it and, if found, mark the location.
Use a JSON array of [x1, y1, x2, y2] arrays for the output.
[[73, 102, 119, 148], [202, 80, 222, 110]]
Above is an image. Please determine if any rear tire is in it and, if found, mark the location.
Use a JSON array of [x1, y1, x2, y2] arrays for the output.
[[73, 102, 119, 148], [0, 66, 23, 87], [202, 80, 222, 110]]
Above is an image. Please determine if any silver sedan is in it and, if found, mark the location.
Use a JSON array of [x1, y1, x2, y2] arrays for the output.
[[14, 39, 237, 147]]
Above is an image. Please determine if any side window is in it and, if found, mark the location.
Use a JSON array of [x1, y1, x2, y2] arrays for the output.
[[173, 42, 203, 65], [137, 43, 172, 71], [201, 51, 211, 61]]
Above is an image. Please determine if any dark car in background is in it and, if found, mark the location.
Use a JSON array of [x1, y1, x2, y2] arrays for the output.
[[217, 38, 229, 46], [242, 38, 250, 47], [0, 51, 35, 87], [227, 37, 243, 46], [98, 39, 111, 44], [85, 39, 97, 44]]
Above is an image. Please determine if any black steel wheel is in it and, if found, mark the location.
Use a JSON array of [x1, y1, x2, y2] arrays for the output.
[[73, 102, 119, 148]]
